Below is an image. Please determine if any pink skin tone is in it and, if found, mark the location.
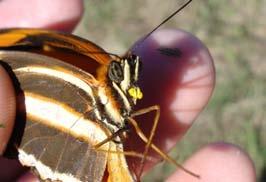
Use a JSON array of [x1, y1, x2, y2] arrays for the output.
[[0, 0, 256, 181]]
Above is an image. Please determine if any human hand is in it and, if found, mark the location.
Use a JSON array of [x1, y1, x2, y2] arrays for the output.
[[0, 0, 256, 181]]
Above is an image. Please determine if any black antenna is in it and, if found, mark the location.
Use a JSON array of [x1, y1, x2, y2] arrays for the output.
[[137, 0, 193, 46]]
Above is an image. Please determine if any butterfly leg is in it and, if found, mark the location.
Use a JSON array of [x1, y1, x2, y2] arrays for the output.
[[131, 105, 160, 179], [127, 116, 200, 178]]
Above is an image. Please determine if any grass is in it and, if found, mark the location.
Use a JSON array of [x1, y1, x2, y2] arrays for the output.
[[74, 0, 266, 181]]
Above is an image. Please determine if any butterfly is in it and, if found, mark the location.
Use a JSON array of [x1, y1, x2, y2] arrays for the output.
[[0, 0, 198, 181]]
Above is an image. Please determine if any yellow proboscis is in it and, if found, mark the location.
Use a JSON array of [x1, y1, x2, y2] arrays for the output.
[[128, 87, 143, 100]]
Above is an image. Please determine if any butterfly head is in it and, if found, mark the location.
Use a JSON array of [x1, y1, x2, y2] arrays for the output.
[[108, 54, 143, 110]]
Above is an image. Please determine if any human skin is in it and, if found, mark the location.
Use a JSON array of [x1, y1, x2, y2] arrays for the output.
[[0, 0, 256, 181]]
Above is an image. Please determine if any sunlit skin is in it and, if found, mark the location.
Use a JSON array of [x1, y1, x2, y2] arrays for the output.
[[0, 0, 256, 181]]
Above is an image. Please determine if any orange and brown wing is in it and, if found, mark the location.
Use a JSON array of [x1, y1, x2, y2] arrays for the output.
[[0, 28, 112, 75], [0, 28, 112, 64]]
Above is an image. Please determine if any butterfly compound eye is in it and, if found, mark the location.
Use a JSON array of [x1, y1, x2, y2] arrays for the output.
[[108, 61, 124, 83], [130, 54, 137, 61]]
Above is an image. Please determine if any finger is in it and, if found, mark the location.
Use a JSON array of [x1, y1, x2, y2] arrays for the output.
[[17, 172, 39, 182], [126, 29, 215, 170], [0, 0, 84, 32], [0, 157, 28, 181], [0, 65, 21, 181], [166, 142, 256, 182], [0, 65, 16, 154]]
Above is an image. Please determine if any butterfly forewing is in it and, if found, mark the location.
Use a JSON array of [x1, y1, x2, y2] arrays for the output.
[[0, 28, 113, 72]]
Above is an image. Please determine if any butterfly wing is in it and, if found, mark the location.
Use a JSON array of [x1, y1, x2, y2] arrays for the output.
[[0, 29, 134, 181], [0, 28, 111, 64], [1, 51, 109, 182], [0, 28, 113, 78]]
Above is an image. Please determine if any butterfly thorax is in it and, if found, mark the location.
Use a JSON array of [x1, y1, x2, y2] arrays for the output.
[[96, 54, 143, 134]]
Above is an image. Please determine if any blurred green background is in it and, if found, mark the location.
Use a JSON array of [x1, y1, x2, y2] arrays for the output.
[[74, 0, 265, 181]]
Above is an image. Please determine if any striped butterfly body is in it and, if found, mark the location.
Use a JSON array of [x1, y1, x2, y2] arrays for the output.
[[1, 29, 141, 182]]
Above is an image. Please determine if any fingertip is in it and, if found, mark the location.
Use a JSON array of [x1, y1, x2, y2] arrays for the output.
[[0, 0, 84, 32], [135, 28, 215, 127], [132, 28, 215, 150], [0, 65, 16, 154], [167, 142, 256, 182], [17, 172, 39, 182]]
